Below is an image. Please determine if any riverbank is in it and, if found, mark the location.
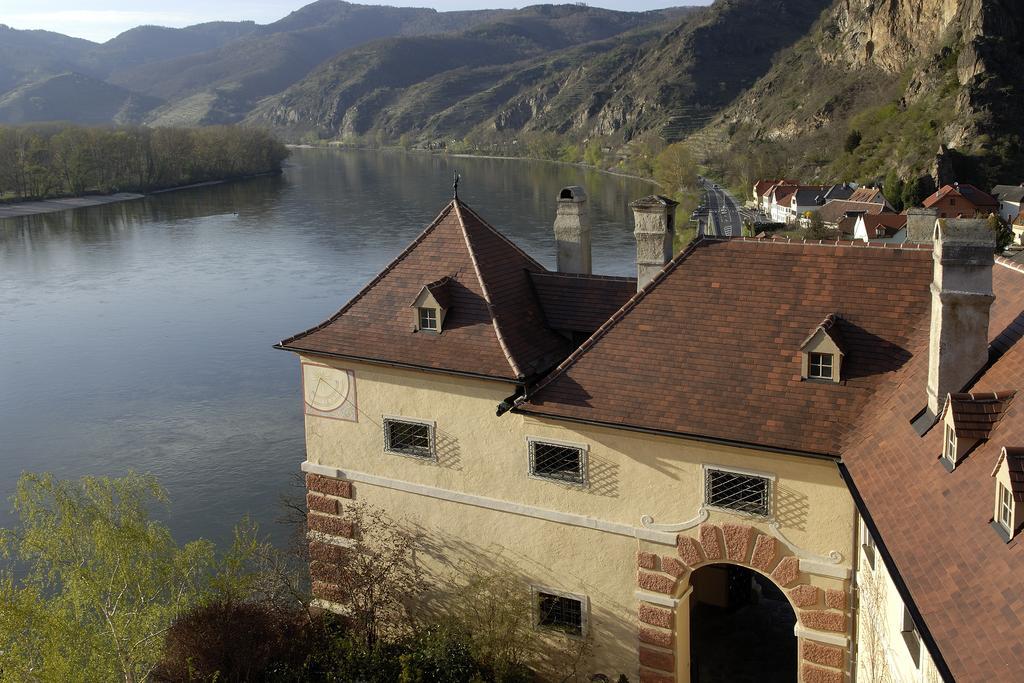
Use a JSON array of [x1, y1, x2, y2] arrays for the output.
[[0, 171, 281, 221]]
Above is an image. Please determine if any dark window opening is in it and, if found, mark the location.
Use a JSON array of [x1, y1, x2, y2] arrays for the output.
[[384, 418, 433, 458], [530, 441, 585, 485], [705, 469, 770, 517], [537, 591, 583, 636]]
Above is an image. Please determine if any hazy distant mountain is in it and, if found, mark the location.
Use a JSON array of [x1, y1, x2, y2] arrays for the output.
[[0, 72, 162, 125]]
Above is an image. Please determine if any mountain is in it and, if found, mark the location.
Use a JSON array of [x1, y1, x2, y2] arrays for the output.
[[245, 4, 690, 141], [693, 0, 1024, 192], [0, 72, 162, 125], [0, 25, 95, 93]]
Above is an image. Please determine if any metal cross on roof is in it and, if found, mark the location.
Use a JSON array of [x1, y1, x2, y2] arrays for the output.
[[452, 171, 460, 200]]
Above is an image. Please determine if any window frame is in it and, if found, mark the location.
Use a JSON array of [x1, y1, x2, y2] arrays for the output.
[[702, 464, 774, 518], [807, 352, 834, 380], [901, 605, 922, 669], [417, 306, 439, 332], [998, 482, 1013, 533], [382, 415, 436, 460], [526, 437, 588, 487], [943, 422, 957, 464], [859, 517, 877, 571], [531, 586, 588, 638]]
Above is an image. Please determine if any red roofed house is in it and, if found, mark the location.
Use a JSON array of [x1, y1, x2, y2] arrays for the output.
[[852, 212, 908, 242], [279, 183, 1023, 683], [923, 182, 1000, 218]]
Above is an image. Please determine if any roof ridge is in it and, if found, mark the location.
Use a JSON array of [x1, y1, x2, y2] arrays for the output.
[[279, 201, 457, 348], [995, 256, 1024, 274], [731, 237, 932, 251], [522, 235, 712, 402], [453, 200, 525, 380], [531, 271, 637, 283], [455, 199, 548, 272]]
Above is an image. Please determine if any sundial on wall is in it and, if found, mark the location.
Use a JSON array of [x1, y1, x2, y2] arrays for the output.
[[301, 363, 357, 421]]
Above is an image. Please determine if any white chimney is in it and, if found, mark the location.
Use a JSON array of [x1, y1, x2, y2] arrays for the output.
[[553, 186, 591, 274], [926, 218, 996, 419], [632, 195, 678, 290]]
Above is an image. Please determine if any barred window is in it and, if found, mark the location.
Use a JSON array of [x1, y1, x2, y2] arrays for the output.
[[383, 418, 434, 459], [529, 440, 585, 485], [536, 591, 583, 636], [808, 352, 833, 380], [705, 467, 771, 517]]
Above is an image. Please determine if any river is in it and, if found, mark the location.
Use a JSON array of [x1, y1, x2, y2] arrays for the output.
[[0, 147, 655, 548]]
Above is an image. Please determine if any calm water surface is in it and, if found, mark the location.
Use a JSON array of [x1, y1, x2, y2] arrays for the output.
[[0, 148, 653, 547]]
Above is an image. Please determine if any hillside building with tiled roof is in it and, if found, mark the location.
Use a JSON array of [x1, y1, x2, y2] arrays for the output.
[[280, 186, 1024, 683]]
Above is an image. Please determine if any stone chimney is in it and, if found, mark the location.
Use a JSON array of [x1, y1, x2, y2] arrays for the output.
[[553, 186, 591, 274], [906, 206, 940, 243], [632, 195, 678, 290], [926, 218, 996, 419]]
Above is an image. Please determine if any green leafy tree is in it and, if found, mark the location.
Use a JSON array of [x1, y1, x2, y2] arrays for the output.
[[804, 211, 831, 240], [654, 142, 696, 195], [0, 472, 259, 683], [988, 214, 1013, 251]]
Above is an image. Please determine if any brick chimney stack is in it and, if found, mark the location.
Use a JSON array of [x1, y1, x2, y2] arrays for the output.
[[632, 195, 678, 291], [553, 186, 591, 275], [926, 218, 996, 419]]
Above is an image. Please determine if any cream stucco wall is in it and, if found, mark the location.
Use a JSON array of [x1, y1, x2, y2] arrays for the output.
[[854, 518, 942, 683], [300, 354, 858, 677]]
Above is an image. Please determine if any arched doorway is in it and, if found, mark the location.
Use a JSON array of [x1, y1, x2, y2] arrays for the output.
[[688, 563, 797, 682]]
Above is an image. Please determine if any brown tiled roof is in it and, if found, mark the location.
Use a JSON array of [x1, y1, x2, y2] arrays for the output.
[[278, 200, 569, 382], [817, 200, 887, 225], [860, 213, 907, 238], [848, 187, 887, 205], [801, 313, 846, 354], [518, 238, 934, 456], [415, 277, 454, 309], [755, 179, 799, 198], [529, 271, 636, 337], [842, 258, 1024, 681], [923, 183, 1000, 212], [945, 391, 1015, 440]]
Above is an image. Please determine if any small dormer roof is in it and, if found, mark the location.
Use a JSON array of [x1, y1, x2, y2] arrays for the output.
[[944, 391, 1016, 439], [991, 447, 1024, 502], [411, 276, 453, 310], [800, 313, 846, 355]]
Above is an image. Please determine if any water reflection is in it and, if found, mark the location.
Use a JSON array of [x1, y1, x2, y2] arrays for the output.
[[0, 148, 653, 549]]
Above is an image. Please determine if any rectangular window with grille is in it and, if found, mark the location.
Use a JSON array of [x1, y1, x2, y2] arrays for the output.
[[705, 467, 771, 517], [535, 590, 584, 636], [808, 352, 834, 380], [944, 423, 957, 463], [383, 417, 434, 459], [418, 307, 438, 331], [528, 440, 586, 485]]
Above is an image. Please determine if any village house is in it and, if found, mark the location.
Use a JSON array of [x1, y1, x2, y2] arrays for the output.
[[923, 182, 1000, 218], [815, 199, 888, 231], [1012, 212, 1024, 246], [756, 181, 854, 224], [991, 183, 1024, 222], [279, 186, 1024, 683], [851, 212, 907, 243]]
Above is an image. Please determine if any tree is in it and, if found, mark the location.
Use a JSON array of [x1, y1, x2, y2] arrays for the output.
[[325, 501, 425, 649], [654, 142, 697, 196], [844, 129, 863, 154], [804, 211, 831, 240], [988, 213, 1013, 252], [0, 472, 267, 683]]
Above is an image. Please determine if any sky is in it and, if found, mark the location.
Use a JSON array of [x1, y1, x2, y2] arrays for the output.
[[1, 0, 712, 43]]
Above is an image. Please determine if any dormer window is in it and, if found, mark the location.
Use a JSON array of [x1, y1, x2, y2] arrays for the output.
[[943, 423, 957, 465], [410, 277, 452, 333], [808, 352, 834, 380], [800, 314, 845, 383], [942, 392, 1014, 471], [990, 446, 1024, 542], [418, 307, 438, 331]]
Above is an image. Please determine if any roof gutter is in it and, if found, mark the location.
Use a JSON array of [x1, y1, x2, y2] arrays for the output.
[[274, 344, 525, 386], [837, 463, 955, 683], [512, 407, 841, 462]]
